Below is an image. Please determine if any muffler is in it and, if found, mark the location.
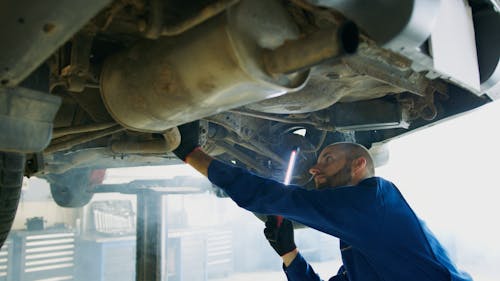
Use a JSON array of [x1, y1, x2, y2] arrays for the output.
[[100, 0, 357, 133]]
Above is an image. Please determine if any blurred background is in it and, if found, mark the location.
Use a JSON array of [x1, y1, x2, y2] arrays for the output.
[[3, 100, 499, 281]]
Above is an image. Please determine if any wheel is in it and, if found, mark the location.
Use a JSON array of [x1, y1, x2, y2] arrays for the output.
[[47, 168, 96, 208], [0, 152, 25, 249]]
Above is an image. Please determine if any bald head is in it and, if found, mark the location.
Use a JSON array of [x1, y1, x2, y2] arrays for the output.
[[323, 142, 375, 177], [309, 142, 375, 189]]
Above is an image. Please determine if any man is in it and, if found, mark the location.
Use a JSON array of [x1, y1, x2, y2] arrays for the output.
[[173, 123, 472, 281]]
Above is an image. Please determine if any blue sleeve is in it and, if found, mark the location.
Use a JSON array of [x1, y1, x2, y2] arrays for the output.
[[283, 252, 322, 281], [283, 253, 349, 281], [329, 266, 349, 281], [207, 160, 381, 243]]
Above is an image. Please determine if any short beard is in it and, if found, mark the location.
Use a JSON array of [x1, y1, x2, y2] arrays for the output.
[[316, 163, 352, 189]]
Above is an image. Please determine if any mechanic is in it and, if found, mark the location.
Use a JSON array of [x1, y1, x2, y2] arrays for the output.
[[172, 122, 472, 281]]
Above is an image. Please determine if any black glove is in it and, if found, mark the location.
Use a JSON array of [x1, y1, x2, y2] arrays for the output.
[[172, 121, 201, 161], [264, 215, 296, 256]]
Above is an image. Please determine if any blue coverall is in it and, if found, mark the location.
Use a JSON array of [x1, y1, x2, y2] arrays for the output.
[[207, 159, 473, 281]]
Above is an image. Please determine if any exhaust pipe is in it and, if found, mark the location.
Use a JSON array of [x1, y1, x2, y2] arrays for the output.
[[263, 22, 359, 74], [110, 128, 181, 154]]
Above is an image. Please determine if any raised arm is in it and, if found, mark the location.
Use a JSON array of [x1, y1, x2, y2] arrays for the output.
[[174, 122, 381, 245]]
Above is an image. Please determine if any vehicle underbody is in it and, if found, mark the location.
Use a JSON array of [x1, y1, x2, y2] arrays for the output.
[[0, 0, 498, 244]]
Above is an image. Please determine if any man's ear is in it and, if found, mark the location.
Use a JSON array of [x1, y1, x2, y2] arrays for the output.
[[352, 157, 367, 174]]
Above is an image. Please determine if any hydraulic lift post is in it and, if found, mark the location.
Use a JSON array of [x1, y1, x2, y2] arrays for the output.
[[136, 190, 166, 281], [93, 178, 209, 281]]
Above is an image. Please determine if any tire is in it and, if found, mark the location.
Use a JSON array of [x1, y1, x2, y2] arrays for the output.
[[48, 168, 94, 208], [0, 152, 25, 249]]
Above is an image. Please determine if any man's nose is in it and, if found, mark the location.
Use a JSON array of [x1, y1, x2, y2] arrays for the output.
[[309, 165, 320, 176]]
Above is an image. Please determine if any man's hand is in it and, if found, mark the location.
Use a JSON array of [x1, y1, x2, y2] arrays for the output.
[[172, 121, 201, 161], [264, 215, 297, 257]]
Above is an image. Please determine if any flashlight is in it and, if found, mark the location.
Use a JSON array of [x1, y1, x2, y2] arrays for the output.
[[284, 147, 299, 185], [272, 147, 300, 229]]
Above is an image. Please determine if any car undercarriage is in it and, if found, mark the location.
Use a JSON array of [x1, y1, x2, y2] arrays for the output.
[[0, 0, 498, 247]]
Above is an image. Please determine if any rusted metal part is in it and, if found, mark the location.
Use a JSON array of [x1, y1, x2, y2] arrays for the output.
[[246, 37, 428, 114], [228, 109, 317, 126], [244, 63, 403, 114], [354, 36, 412, 71], [205, 113, 288, 165], [141, 0, 239, 38], [263, 22, 359, 74], [0, 0, 112, 87], [214, 141, 266, 174], [87, 0, 145, 35], [42, 147, 175, 174], [44, 148, 108, 174], [52, 122, 117, 139], [110, 128, 180, 154], [398, 83, 448, 121], [224, 136, 287, 166], [101, 0, 308, 133], [143, 0, 164, 39], [228, 109, 335, 131], [343, 56, 429, 97], [111, 139, 172, 154], [100, 5, 120, 31], [45, 125, 125, 154], [339, 38, 433, 97], [161, 0, 240, 36], [92, 178, 211, 194], [205, 112, 265, 142], [289, 0, 340, 16], [162, 127, 181, 151], [68, 88, 115, 123], [60, 33, 95, 92]]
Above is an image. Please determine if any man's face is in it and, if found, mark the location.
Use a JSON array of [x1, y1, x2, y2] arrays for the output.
[[308, 146, 353, 189]]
